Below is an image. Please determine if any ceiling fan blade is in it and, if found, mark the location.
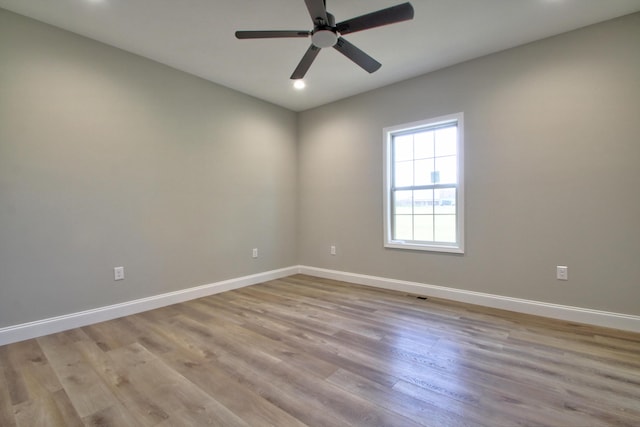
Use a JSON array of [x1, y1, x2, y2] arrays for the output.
[[291, 45, 321, 79], [333, 37, 381, 74], [304, 0, 328, 25], [235, 30, 310, 39], [336, 2, 414, 35]]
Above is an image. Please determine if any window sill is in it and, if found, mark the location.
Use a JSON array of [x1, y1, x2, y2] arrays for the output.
[[384, 241, 464, 254]]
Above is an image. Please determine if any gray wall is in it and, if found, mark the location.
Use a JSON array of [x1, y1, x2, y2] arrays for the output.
[[0, 9, 298, 328], [298, 13, 640, 316]]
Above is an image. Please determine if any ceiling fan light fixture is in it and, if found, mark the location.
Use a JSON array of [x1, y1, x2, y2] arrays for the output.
[[293, 79, 306, 89], [311, 29, 338, 48]]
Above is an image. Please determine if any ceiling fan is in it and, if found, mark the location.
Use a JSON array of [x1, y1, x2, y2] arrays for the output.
[[235, 0, 414, 80]]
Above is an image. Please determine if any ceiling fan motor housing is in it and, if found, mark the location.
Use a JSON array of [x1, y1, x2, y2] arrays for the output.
[[311, 12, 337, 48]]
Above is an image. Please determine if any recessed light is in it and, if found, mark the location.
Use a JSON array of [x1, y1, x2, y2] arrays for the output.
[[293, 80, 306, 90]]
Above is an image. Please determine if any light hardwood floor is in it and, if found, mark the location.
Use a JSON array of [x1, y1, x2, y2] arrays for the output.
[[1, 274, 639, 426]]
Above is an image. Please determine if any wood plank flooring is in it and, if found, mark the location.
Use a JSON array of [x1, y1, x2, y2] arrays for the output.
[[1, 274, 639, 426]]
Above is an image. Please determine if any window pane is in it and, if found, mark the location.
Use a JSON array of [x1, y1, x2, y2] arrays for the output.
[[434, 188, 457, 214], [414, 190, 433, 215], [394, 135, 413, 161], [394, 215, 413, 240], [434, 215, 456, 243], [414, 159, 435, 186], [434, 155, 457, 184], [435, 126, 457, 157], [394, 161, 413, 187], [414, 215, 434, 241], [414, 131, 434, 159], [393, 190, 413, 214]]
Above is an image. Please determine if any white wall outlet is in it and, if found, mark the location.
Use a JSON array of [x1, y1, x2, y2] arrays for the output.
[[114, 266, 124, 281], [330, 245, 336, 255], [252, 248, 258, 259], [556, 266, 568, 281]]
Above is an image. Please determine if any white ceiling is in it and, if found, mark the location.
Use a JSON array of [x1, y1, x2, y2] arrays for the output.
[[1, 0, 640, 111]]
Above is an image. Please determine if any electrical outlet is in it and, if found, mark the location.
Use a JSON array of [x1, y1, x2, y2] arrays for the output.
[[252, 248, 258, 259], [330, 245, 336, 255], [114, 266, 124, 281], [556, 266, 568, 281]]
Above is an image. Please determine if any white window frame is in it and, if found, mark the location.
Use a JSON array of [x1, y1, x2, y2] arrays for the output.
[[383, 112, 464, 253]]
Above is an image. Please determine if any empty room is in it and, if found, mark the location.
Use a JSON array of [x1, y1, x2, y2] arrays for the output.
[[1, 0, 639, 425]]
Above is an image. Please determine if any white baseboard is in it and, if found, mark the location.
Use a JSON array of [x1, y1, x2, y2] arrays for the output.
[[298, 266, 640, 333], [0, 266, 298, 346], [3, 265, 638, 346]]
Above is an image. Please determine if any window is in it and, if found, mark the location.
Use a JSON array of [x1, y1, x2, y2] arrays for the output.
[[383, 113, 464, 253]]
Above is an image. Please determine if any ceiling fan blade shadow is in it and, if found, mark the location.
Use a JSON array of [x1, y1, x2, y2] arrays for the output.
[[333, 37, 381, 73], [235, 30, 310, 39], [304, 0, 328, 25], [291, 44, 321, 79], [336, 2, 414, 35]]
